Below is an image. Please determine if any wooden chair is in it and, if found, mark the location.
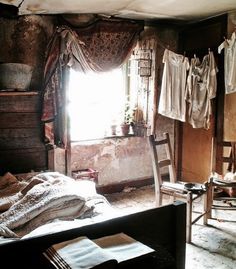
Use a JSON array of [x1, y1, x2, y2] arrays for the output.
[[148, 132, 208, 243], [205, 138, 236, 222]]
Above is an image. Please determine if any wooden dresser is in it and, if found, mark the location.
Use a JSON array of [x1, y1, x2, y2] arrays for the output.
[[0, 91, 47, 174]]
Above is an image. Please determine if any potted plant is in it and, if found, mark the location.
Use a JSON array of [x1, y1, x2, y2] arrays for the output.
[[130, 106, 147, 136], [110, 119, 118, 136], [120, 99, 133, 136], [110, 124, 117, 135]]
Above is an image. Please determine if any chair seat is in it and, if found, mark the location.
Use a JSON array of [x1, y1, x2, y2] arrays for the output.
[[162, 181, 185, 192], [162, 181, 206, 195], [210, 174, 236, 197], [212, 177, 236, 187], [161, 185, 187, 197]]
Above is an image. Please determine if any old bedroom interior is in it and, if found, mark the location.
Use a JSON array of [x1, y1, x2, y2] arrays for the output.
[[0, 1, 236, 269]]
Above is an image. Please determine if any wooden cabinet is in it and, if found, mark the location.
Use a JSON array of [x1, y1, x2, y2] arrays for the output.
[[0, 91, 47, 174]]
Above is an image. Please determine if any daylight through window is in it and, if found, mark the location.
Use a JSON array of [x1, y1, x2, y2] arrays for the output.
[[68, 66, 129, 141]]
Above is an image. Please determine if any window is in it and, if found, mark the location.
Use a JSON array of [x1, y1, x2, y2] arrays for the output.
[[68, 64, 131, 141], [68, 48, 152, 142]]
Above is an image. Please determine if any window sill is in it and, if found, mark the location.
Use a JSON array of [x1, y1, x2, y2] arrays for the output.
[[71, 134, 136, 144]]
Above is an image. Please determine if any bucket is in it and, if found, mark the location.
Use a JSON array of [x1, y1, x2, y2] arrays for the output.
[[0, 63, 33, 91]]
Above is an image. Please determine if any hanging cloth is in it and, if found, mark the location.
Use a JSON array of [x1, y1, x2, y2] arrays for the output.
[[185, 51, 218, 129], [218, 32, 236, 94], [158, 49, 189, 122], [41, 21, 143, 146]]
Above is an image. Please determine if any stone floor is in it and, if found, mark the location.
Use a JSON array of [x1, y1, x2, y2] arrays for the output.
[[104, 185, 236, 269]]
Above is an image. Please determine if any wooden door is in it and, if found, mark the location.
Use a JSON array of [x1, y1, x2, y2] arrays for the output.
[[178, 15, 227, 183]]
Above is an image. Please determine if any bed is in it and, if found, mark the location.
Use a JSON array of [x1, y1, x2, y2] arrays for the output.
[[0, 171, 186, 269], [0, 171, 114, 240]]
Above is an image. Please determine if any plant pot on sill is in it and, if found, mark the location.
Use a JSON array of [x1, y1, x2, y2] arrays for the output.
[[131, 122, 147, 137], [110, 125, 117, 135], [120, 123, 130, 136]]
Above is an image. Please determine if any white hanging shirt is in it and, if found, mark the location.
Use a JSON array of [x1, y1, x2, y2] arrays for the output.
[[218, 32, 236, 94], [185, 52, 218, 129], [158, 49, 189, 122]]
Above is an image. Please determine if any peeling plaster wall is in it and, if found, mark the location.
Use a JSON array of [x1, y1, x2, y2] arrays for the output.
[[71, 137, 152, 185]]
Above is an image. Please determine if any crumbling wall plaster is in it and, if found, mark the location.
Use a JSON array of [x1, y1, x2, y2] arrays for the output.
[[71, 137, 152, 185]]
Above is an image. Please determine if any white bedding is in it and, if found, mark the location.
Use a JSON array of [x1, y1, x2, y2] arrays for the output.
[[0, 172, 113, 241], [22, 201, 118, 239]]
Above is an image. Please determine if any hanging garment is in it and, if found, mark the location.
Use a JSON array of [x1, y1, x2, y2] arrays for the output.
[[218, 32, 236, 94], [185, 51, 218, 129], [158, 49, 189, 122]]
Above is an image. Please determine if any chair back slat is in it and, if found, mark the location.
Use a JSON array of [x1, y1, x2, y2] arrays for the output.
[[154, 138, 168, 146], [149, 133, 177, 187], [163, 132, 176, 183], [159, 159, 171, 168], [212, 137, 236, 173], [149, 134, 163, 192]]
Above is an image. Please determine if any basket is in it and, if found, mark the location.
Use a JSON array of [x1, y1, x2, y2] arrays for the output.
[[72, 168, 98, 183], [0, 63, 33, 91]]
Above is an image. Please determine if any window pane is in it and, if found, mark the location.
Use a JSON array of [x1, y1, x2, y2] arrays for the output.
[[68, 68, 125, 141]]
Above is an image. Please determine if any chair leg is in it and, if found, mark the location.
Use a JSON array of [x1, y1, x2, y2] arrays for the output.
[[155, 190, 162, 207], [203, 187, 212, 225], [186, 192, 193, 244], [203, 191, 208, 225], [205, 179, 213, 223]]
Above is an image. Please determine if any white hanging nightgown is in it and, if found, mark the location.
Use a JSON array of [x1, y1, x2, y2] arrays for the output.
[[185, 51, 218, 129], [158, 49, 189, 122], [218, 32, 236, 94]]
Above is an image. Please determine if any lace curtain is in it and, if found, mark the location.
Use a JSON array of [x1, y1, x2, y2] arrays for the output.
[[41, 19, 143, 146]]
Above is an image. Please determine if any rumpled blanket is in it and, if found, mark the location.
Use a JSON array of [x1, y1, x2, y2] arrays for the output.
[[0, 172, 110, 238], [0, 172, 27, 212]]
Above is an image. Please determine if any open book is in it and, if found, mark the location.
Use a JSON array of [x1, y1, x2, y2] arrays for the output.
[[43, 233, 156, 269]]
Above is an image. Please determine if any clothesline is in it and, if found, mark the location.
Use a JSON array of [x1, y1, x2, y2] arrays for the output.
[[157, 38, 213, 60]]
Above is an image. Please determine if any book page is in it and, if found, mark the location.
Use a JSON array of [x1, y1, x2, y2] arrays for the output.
[[93, 233, 155, 263], [44, 236, 117, 269]]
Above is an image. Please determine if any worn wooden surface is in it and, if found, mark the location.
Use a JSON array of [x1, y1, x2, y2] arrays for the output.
[[0, 128, 42, 150], [0, 91, 47, 174], [0, 148, 47, 174], [224, 91, 236, 141], [0, 92, 40, 112]]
